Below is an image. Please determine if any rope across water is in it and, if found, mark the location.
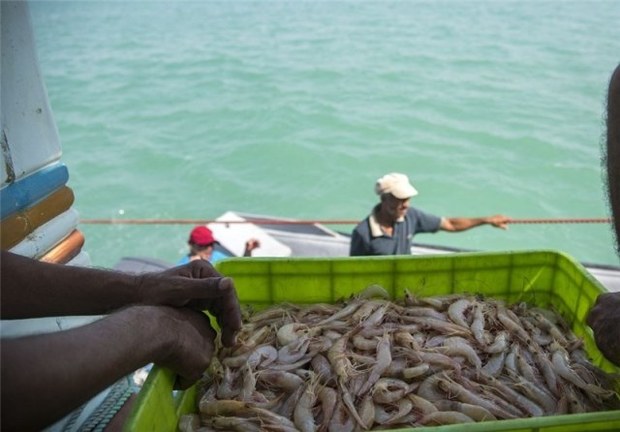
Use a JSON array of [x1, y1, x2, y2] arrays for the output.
[[78, 217, 612, 225]]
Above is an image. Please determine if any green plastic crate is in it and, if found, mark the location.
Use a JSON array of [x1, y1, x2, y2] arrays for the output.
[[125, 250, 620, 431]]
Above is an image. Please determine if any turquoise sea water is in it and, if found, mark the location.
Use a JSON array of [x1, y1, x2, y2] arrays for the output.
[[29, 1, 620, 268]]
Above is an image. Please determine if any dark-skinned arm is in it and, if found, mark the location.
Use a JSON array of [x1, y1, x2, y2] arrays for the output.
[[587, 292, 620, 366], [0, 251, 241, 346], [1, 305, 216, 431]]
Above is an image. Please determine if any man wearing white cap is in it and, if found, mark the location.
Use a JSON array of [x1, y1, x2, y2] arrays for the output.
[[350, 173, 510, 256]]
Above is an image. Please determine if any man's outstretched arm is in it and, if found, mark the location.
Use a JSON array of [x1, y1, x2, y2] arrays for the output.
[[440, 215, 510, 232]]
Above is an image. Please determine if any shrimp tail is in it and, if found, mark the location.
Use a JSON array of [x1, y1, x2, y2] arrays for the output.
[[339, 378, 369, 429]]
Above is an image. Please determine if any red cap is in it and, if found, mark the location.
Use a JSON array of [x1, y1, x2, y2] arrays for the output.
[[189, 226, 218, 246]]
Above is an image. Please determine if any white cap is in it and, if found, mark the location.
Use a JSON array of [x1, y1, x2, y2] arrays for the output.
[[375, 173, 418, 199]]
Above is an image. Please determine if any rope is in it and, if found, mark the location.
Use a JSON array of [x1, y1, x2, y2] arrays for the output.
[[508, 218, 612, 224], [78, 217, 612, 225]]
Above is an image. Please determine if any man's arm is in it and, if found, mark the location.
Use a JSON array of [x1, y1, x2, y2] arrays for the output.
[[587, 292, 620, 366], [1, 305, 216, 431], [1, 251, 142, 318], [0, 252, 241, 346], [439, 215, 510, 232], [243, 238, 261, 257]]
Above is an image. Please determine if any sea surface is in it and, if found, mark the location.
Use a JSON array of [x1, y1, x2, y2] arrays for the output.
[[28, 0, 620, 268]]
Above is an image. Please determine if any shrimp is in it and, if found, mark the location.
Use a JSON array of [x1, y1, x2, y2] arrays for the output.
[[372, 378, 410, 404], [250, 406, 300, 432], [400, 315, 471, 337], [504, 369, 557, 414], [503, 343, 518, 374], [293, 377, 319, 432], [408, 393, 439, 416], [241, 363, 257, 401], [418, 411, 475, 425], [448, 298, 472, 327], [404, 306, 449, 321], [352, 334, 378, 351], [278, 336, 311, 364], [481, 351, 506, 377], [198, 382, 217, 413], [231, 324, 272, 357], [515, 345, 542, 386], [200, 399, 248, 417], [402, 363, 430, 380], [436, 377, 519, 419], [424, 335, 447, 348], [224, 344, 277, 368], [311, 353, 334, 384], [383, 358, 409, 378], [358, 333, 392, 395], [415, 294, 461, 310], [474, 373, 543, 417], [485, 330, 509, 354], [360, 303, 389, 328], [316, 301, 361, 326], [439, 337, 482, 371], [350, 300, 380, 324], [550, 346, 616, 398], [247, 344, 278, 369], [308, 336, 333, 354], [208, 416, 261, 432], [357, 394, 376, 429], [496, 307, 532, 345], [357, 284, 391, 300], [395, 346, 461, 372], [374, 397, 413, 425], [470, 302, 488, 346], [276, 385, 304, 419], [327, 331, 354, 380], [324, 330, 344, 341], [257, 370, 304, 393], [269, 354, 313, 371], [328, 400, 355, 432], [521, 317, 554, 346], [393, 330, 421, 350], [530, 311, 568, 346], [339, 378, 367, 429], [433, 400, 497, 422], [318, 386, 338, 427], [216, 365, 240, 399], [360, 323, 417, 337], [276, 322, 310, 346]]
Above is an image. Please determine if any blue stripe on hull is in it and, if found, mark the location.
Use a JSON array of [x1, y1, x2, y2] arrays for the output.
[[0, 163, 69, 219]]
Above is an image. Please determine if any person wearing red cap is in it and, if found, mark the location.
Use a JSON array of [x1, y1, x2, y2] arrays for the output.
[[178, 226, 260, 265]]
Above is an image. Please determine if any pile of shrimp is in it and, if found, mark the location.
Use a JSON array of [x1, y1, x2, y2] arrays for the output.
[[180, 287, 619, 431]]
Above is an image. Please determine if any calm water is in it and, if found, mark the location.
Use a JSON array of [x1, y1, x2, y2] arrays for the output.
[[28, 1, 620, 268]]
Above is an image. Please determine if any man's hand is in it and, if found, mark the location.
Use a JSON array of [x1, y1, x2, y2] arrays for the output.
[[151, 306, 218, 389], [244, 238, 261, 256], [140, 260, 242, 347], [587, 292, 620, 366], [486, 215, 510, 229]]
